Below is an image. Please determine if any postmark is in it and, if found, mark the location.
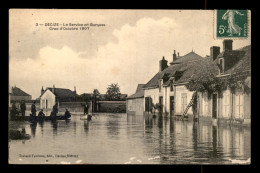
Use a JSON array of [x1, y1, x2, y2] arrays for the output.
[[216, 10, 248, 38]]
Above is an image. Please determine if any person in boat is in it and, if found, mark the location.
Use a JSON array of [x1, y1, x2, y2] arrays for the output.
[[52, 103, 58, 116], [20, 100, 26, 117], [31, 101, 37, 117], [11, 102, 18, 117], [50, 103, 58, 120], [64, 109, 71, 119], [84, 103, 89, 115], [38, 109, 45, 119]]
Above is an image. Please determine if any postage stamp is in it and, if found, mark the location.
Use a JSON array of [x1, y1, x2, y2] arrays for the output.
[[216, 10, 248, 38]]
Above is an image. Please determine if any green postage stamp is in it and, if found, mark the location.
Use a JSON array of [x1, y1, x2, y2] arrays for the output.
[[216, 10, 248, 38]]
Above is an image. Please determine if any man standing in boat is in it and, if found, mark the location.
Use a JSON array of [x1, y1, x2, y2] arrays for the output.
[[11, 102, 18, 117], [53, 103, 58, 116], [31, 101, 37, 117], [20, 100, 26, 117], [84, 103, 89, 115]]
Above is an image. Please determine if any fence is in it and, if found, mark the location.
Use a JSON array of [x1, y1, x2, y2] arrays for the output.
[[59, 102, 85, 112], [98, 101, 126, 113]]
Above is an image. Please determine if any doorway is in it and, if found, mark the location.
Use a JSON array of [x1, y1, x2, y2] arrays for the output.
[[145, 97, 150, 112], [212, 94, 217, 119], [170, 96, 174, 116], [159, 96, 163, 113]]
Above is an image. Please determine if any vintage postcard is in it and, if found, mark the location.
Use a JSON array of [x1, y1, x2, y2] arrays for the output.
[[9, 9, 251, 164]]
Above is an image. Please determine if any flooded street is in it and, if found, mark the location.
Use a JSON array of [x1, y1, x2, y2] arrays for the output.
[[9, 114, 250, 164]]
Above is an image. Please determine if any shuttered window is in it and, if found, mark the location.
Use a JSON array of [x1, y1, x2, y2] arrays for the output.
[[170, 81, 174, 92], [203, 92, 208, 116], [181, 93, 187, 113], [235, 93, 244, 119], [42, 99, 45, 108], [223, 91, 230, 118]]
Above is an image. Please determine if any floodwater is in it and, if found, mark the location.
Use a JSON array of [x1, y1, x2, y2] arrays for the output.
[[8, 113, 250, 164]]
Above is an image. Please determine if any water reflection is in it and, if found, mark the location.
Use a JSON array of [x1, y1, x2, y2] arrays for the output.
[[30, 122, 37, 138], [84, 120, 90, 133], [9, 114, 250, 164], [51, 120, 58, 136], [192, 121, 199, 151], [9, 127, 30, 140], [140, 114, 250, 164], [106, 117, 120, 138], [38, 121, 44, 135]]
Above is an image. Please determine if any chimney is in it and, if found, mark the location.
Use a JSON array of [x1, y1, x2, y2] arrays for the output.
[[74, 86, 77, 94], [177, 52, 179, 57], [52, 85, 55, 93], [173, 50, 177, 61], [159, 56, 168, 72], [210, 46, 220, 61], [41, 86, 44, 95], [223, 39, 233, 51]]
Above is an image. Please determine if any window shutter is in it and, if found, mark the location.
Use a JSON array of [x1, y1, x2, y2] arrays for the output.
[[240, 94, 244, 118]]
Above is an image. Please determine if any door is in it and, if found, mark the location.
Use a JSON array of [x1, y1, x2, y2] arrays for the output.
[[159, 96, 163, 112], [145, 97, 150, 112], [170, 96, 174, 116], [212, 94, 217, 119]]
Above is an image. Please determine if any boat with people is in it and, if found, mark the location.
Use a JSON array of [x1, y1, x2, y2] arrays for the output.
[[26, 109, 72, 122]]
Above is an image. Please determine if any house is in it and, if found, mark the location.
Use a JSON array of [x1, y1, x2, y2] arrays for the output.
[[142, 50, 203, 116], [126, 84, 145, 116], [190, 40, 251, 125], [141, 39, 250, 125], [9, 86, 32, 102], [40, 85, 78, 111]]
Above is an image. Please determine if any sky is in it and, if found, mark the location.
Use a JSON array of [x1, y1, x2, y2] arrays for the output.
[[9, 9, 251, 99]]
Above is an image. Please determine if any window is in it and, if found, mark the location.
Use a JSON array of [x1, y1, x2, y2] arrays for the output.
[[46, 100, 48, 109], [170, 81, 174, 92], [203, 92, 208, 116], [223, 91, 230, 118], [219, 58, 224, 74], [181, 93, 187, 113], [42, 99, 45, 108], [235, 93, 244, 119], [159, 80, 162, 92]]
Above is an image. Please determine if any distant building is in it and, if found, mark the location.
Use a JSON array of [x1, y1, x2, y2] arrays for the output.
[[9, 86, 32, 102], [40, 85, 78, 111], [126, 84, 145, 116]]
